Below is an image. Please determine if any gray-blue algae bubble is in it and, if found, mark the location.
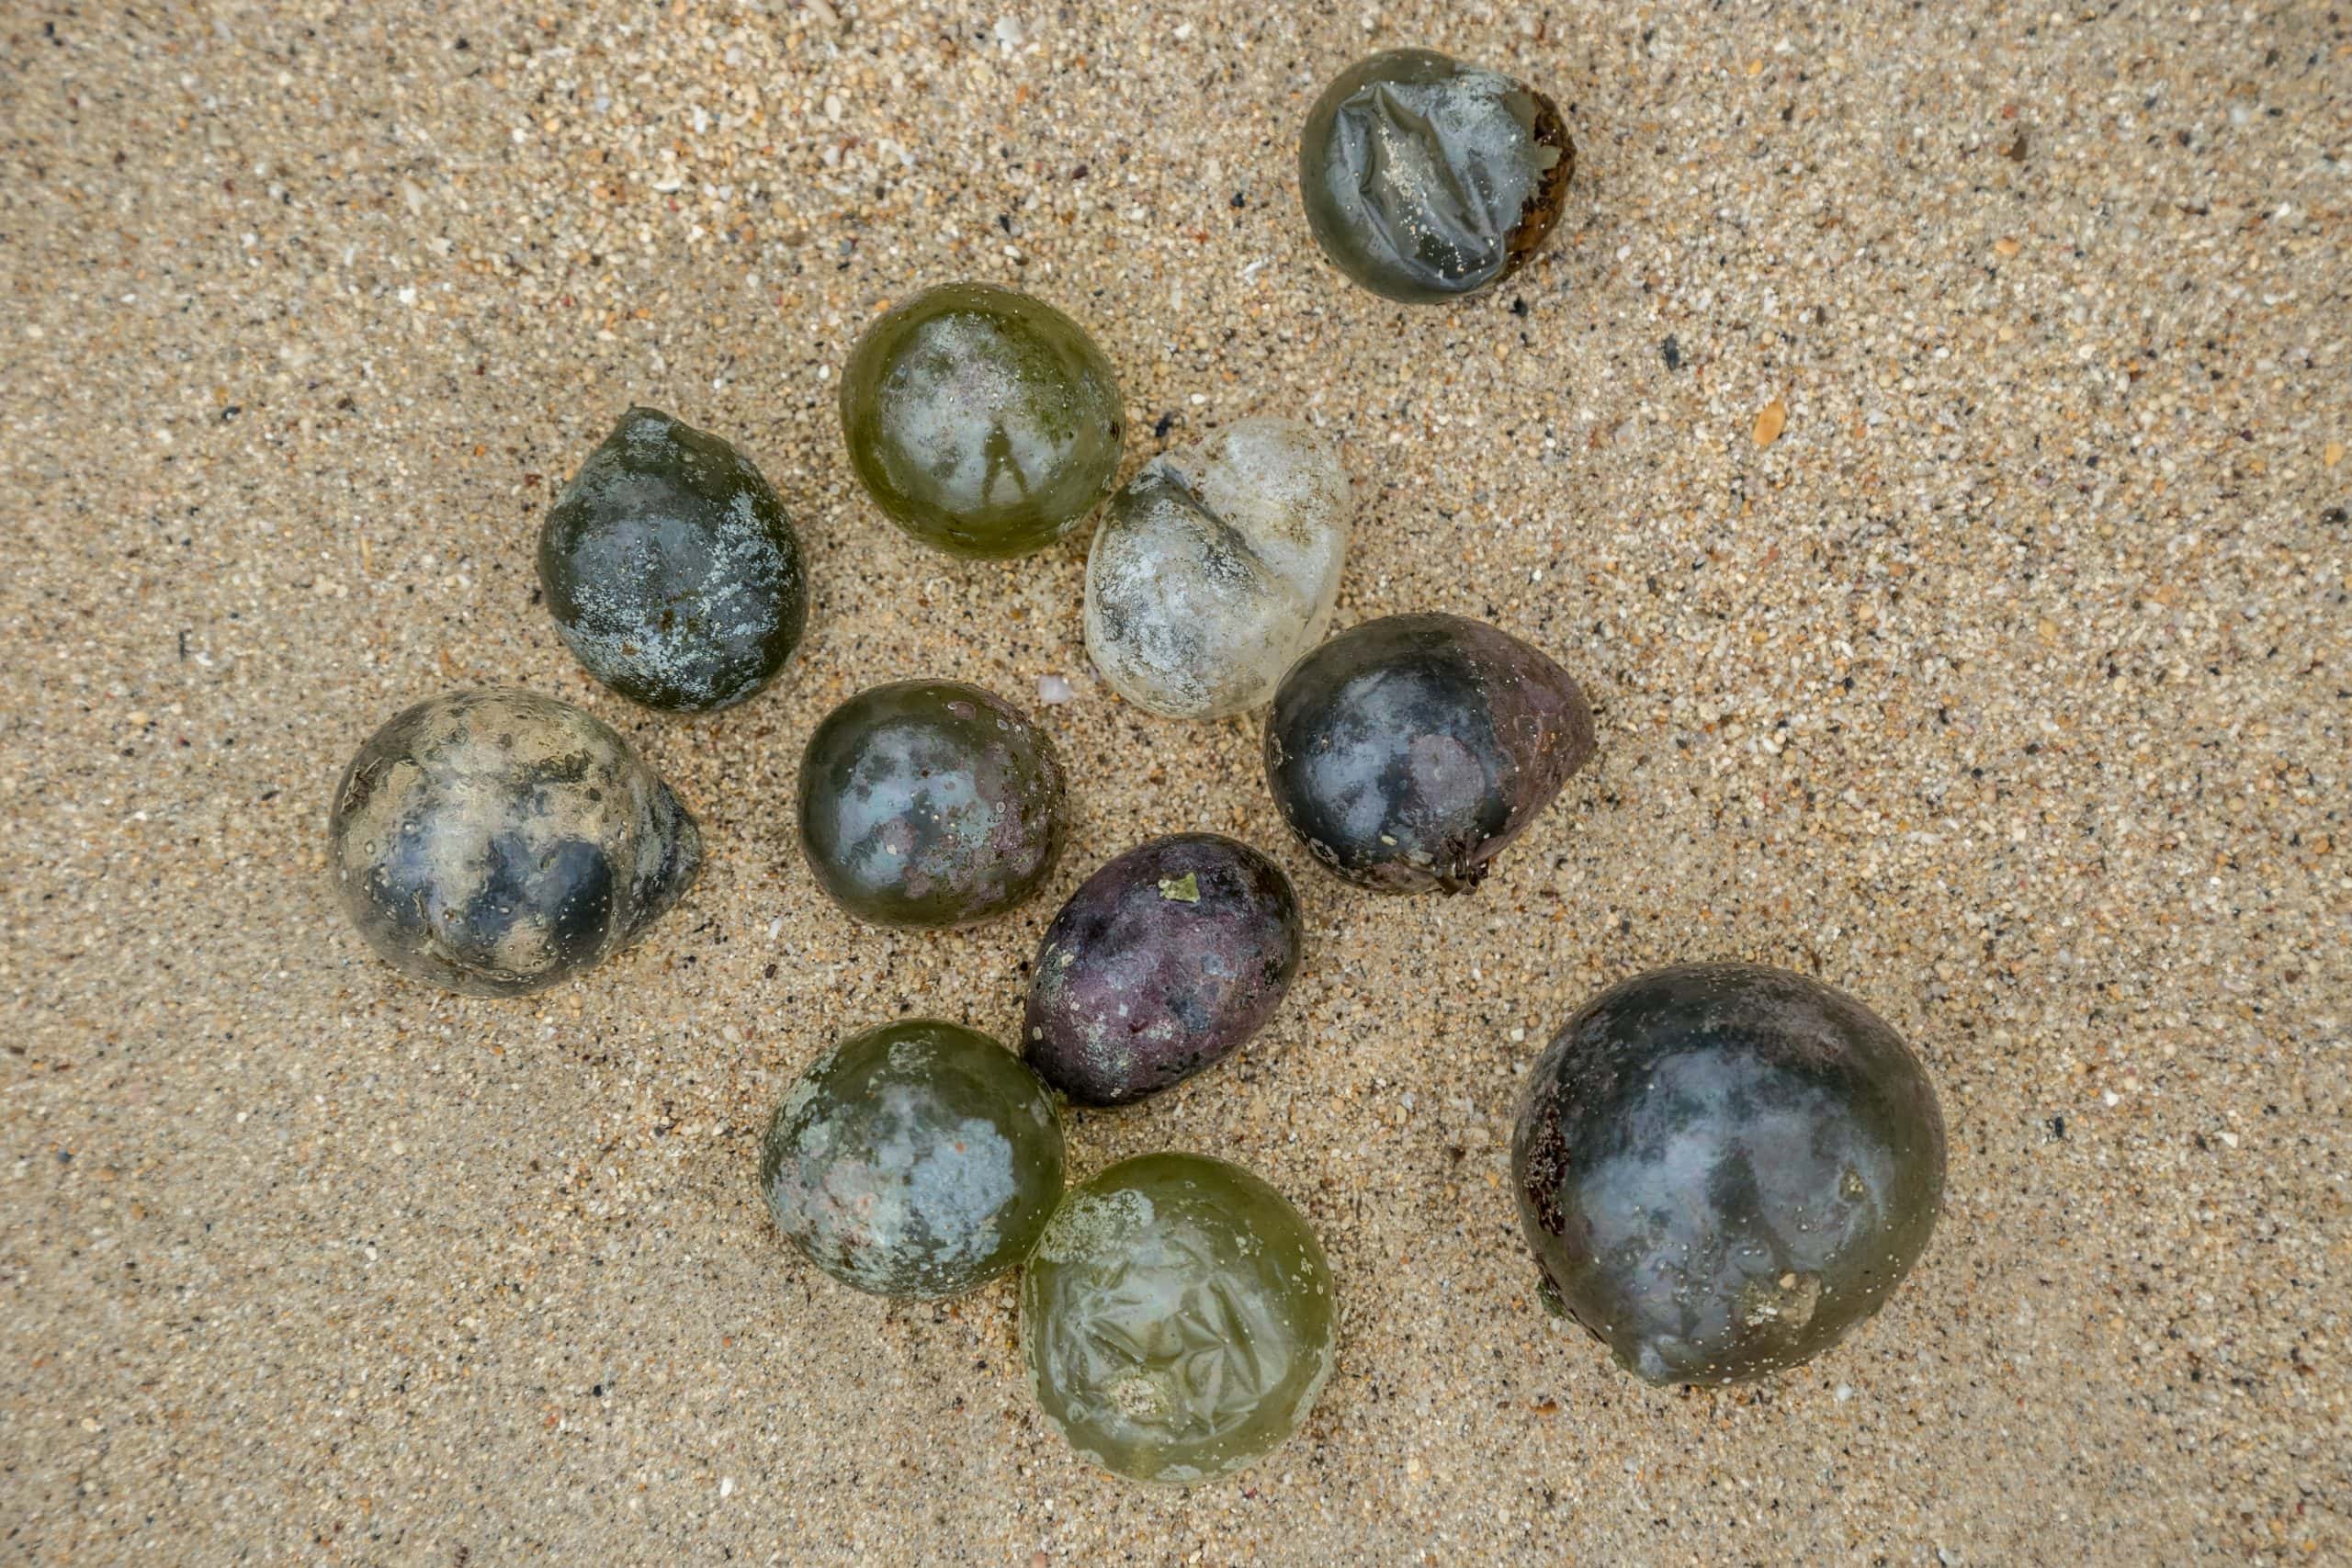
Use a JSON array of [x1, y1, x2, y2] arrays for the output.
[[327, 688, 701, 997], [760, 1020, 1067, 1299], [537, 406, 808, 713], [1512, 964, 1947, 1385], [1299, 49, 1573, 303], [797, 679, 1068, 929]]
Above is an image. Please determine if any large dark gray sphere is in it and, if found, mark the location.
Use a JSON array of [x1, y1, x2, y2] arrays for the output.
[[1262, 613, 1595, 894], [1511, 964, 1947, 1385], [327, 689, 702, 996]]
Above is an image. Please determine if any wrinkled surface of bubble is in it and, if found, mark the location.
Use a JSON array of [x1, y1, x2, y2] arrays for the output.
[[1023, 1154, 1334, 1484], [537, 406, 808, 713], [1263, 613, 1595, 893], [798, 680, 1068, 928], [1299, 49, 1573, 303], [840, 282, 1125, 558], [1085, 417, 1352, 719], [761, 1020, 1066, 1299], [1511, 964, 1948, 1385], [327, 688, 702, 996]]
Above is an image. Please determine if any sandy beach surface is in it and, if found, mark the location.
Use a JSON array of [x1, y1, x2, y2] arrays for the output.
[[3, 1, 2346, 1561]]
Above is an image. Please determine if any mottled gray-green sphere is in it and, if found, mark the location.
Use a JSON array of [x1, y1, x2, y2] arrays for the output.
[[839, 282, 1125, 558], [797, 680, 1068, 929], [1022, 1153, 1335, 1485], [1299, 49, 1574, 304], [760, 1020, 1067, 1299], [327, 688, 702, 997], [537, 406, 808, 713]]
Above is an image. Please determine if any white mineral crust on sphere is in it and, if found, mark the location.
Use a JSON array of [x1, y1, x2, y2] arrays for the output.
[[1083, 417, 1352, 720]]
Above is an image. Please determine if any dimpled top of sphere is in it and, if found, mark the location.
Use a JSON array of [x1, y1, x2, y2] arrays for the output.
[[537, 407, 808, 713], [1084, 418, 1353, 720], [1022, 1153, 1334, 1485], [797, 680, 1068, 929], [1262, 613, 1595, 894], [760, 1020, 1066, 1299], [1511, 964, 1948, 1386], [1299, 49, 1574, 304], [840, 283, 1125, 558], [1023, 834, 1304, 1106], [327, 689, 702, 997]]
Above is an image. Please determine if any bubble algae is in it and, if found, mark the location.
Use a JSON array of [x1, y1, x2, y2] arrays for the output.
[[327, 688, 702, 997], [839, 282, 1125, 558], [1024, 834, 1304, 1107], [537, 406, 808, 713], [1085, 417, 1352, 719], [1511, 964, 1947, 1385], [797, 679, 1068, 928], [760, 1020, 1066, 1299], [1299, 49, 1573, 303], [1022, 1153, 1334, 1484], [1262, 612, 1595, 893]]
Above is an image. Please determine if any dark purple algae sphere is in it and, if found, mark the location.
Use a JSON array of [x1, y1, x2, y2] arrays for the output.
[[1511, 964, 1947, 1386], [1262, 613, 1595, 894], [1023, 834, 1303, 1107], [797, 679, 1067, 930]]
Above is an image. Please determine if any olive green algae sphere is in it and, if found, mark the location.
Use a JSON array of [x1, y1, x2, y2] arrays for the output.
[[759, 1020, 1066, 1299], [537, 406, 808, 713], [839, 282, 1125, 558], [1022, 1153, 1335, 1485], [797, 680, 1068, 929]]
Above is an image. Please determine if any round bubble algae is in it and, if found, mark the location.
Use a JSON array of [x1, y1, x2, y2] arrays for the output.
[[797, 679, 1068, 929], [1084, 416, 1352, 720], [1299, 49, 1573, 303], [1022, 1153, 1334, 1485], [1263, 613, 1595, 894], [537, 406, 808, 713], [760, 1019, 1066, 1299], [1512, 964, 1947, 1385], [1024, 833, 1303, 1107], [839, 282, 1125, 558], [327, 688, 701, 997]]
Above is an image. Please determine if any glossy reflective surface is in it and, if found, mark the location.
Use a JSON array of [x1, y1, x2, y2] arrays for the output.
[[537, 406, 808, 713], [797, 680, 1067, 928], [327, 688, 701, 996], [1299, 49, 1573, 304], [1023, 1154, 1334, 1485], [1262, 612, 1594, 894], [761, 1020, 1066, 1299], [1085, 417, 1352, 719], [1511, 964, 1947, 1385], [840, 282, 1125, 558], [1024, 834, 1303, 1107]]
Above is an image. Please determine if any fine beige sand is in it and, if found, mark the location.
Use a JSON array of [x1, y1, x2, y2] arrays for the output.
[[4, 2, 2346, 1562]]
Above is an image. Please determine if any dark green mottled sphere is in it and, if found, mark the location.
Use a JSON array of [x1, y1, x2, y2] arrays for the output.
[[797, 680, 1068, 929], [327, 688, 702, 997], [1299, 49, 1574, 304], [839, 282, 1125, 558], [1512, 964, 1947, 1385], [1023, 1154, 1334, 1484], [760, 1020, 1066, 1299], [537, 406, 808, 712]]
